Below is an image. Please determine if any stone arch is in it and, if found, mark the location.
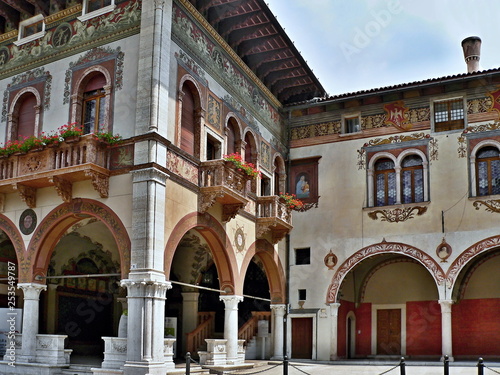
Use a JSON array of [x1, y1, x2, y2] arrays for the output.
[[326, 240, 445, 303], [26, 199, 130, 283], [446, 235, 500, 290], [0, 214, 26, 269], [239, 239, 286, 303], [164, 212, 237, 294]]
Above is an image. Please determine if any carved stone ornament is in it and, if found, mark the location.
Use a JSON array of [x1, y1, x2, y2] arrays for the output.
[[473, 199, 500, 213], [368, 205, 427, 223], [222, 203, 244, 222], [364, 132, 430, 147], [14, 184, 36, 208], [436, 238, 452, 262], [49, 176, 73, 203], [234, 226, 246, 252], [85, 170, 109, 198], [198, 191, 224, 213], [324, 250, 338, 270]]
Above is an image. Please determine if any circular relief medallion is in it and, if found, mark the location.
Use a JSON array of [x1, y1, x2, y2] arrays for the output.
[[0, 47, 10, 67], [324, 250, 337, 270], [436, 240, 452, 262], [19, 209, 37, 235], [52, 23, 72, 48], [234, 227, 245, 252]]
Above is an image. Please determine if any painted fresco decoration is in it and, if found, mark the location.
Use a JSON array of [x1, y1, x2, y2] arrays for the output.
[[223, 95, 260, 135], [368, 206, 428, 223], [458, 121, 500, 158], [207, 94, 221, 131], [0, 0, 140, 79], [172, 4, 280, 131], [436, 238, 452, 262], [2, 67, 52, 122], [19, 209, 37, 235], [467, 96, 491, 114], [260, 141, 271, 172], [457, 134, 467, 158], [175, 50, 208, 86], [473, 199, 500, 213], [177, 233, 213, 285], [290, 157, 321, 211], [324, 250, 337, 270], [487, 87, 500, 116], [63, 46, 124, 104], [383, 101, 412, 131], [357, 148, 366, 170], [364, 132, 430, 147], [233, 225, 246, 253]]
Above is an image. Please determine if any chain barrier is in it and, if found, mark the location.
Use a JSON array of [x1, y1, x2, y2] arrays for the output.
[[376, 363, 400, 375], [486, 366, 500, 375], [289, 364, 312, 375], [216, 363, 282, 375]]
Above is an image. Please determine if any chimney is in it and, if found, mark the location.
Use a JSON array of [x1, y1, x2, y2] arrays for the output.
[[461, 36, 481, 73]]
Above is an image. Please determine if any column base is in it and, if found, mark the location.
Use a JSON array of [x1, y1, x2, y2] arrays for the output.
[[441, 356, 454, 362], [123, 361, 166, 375]]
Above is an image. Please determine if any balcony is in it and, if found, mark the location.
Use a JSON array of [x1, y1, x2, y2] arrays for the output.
[[256, 195, 293, 244], [199, 159, 251, 222], [0, 135, 109, 208]]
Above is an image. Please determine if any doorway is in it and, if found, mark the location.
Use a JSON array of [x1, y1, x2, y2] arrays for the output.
[[376, 308, 401, 355], [291, 317, 313, 359]]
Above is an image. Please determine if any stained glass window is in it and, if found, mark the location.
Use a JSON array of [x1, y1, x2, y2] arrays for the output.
[[402, 155, 424, 203], [375, 158, 396, 206]]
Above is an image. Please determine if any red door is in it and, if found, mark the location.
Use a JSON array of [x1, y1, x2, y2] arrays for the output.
[[292, 317, 313, 359], [377, 309, 401, 355]]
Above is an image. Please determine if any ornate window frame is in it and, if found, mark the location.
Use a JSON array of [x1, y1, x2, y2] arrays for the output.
[[367, 148, 429, 207], [78, 0, 116, 22], [430, 94, 467, 133], [7, 87, 43, 141], [469, 139, 500, 197]]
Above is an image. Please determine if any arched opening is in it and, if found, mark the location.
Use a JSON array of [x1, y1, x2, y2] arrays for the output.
[[41, 218, 122, 359], [226, 117, 240, 155], [244, 131, 258, 194], [451, 248, 500, 358], [335, 252, 441, 359]]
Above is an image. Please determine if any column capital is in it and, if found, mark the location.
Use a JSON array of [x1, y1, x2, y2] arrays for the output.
[[270, 304, 287, 315], [329, 302, 341, 316], [121, 279, 172, 299], [131, 167, 169, 185], [219, 294, 243, 309], [18, 283, 47, 299]]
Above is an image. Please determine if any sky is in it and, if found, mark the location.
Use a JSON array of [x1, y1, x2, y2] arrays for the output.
[[265, 0, 500, 96]]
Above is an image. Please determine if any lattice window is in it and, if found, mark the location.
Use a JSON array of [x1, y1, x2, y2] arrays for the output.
[[401, 155, 424, 204], [476, 146, 500, 196], [434, 98, 464, 132]]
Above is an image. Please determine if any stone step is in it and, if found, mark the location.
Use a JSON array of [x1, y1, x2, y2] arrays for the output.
[[167, 364, 210, 375], [62, 364, 95, 375]]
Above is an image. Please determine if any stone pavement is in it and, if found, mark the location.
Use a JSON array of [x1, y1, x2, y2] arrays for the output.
[[219, 360, 500, 375]]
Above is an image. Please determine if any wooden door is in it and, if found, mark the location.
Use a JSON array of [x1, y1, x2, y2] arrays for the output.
[[377, 309, 401, 355], [291, 317, 313, 359]]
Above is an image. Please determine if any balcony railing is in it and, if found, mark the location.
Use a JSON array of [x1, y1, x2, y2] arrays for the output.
[[256, 195, 293, 244], [199, 159, 251, 222], [0, 135, 110, 208]]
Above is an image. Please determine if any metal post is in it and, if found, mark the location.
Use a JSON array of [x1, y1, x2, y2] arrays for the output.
[[400, 357, 406, 375], [283, 355, 289, 375], [444, 355, 449, 375], [186, 352, 191, 375], [477, 357, 484, 375]]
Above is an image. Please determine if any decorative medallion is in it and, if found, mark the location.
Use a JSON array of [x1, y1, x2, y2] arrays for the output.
[[383, 101, 412, 131], [324, 250, 337, 270], [234, 226, 245, 252], [436, 238, 452, 262], [52, 23, 73, 48], [19, 209, 37, 235]]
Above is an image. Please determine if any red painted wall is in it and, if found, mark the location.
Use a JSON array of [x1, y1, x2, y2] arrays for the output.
[[453, 298, 500, 356], [337, 300, 355, 357], [355, 303, 372, 356], [406, 301, 442, 356]]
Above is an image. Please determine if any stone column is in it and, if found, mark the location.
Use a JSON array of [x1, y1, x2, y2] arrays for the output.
[[439, 299, 454, 361], [270, 304, 286, 360], [220, 295, 243, 364], [18, 283, 46, 362], [122, 278, 171, 375], [329, 303, 341, 360], [181, 292, 199, 353]]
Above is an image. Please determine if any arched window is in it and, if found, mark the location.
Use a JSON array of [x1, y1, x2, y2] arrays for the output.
[[244, 131, 258, 194], [476, 146, 500, 196], [180, 83, 196, 155], [16, 92, 37, 139], [82, 73, 107, 134], [226, 117, 239, 155], [374, 158, 396, 206], [401, 155, 424, 203]]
